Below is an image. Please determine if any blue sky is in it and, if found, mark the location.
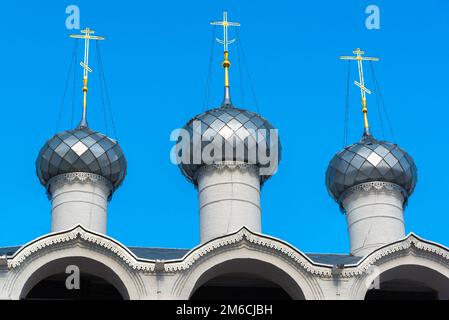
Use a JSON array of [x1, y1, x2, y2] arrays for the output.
[[1, 0, 449, 254]]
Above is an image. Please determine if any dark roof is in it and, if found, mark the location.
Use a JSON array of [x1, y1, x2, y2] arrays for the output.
[[127, 248, 363, 265], [0, 246, 21, 257], [0, 245, 362, 266], [304, 253, 362, 265], [0, 245, 190, 260], [121, 248, 365, 265], [127, 247, 190, 260]]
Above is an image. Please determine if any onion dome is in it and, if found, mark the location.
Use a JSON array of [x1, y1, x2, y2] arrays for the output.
[[178, 12, 280, 185], [179, 104, 281, 185], [326, 133, 417, 203], [36, 124, 127, 191], [327, 48, 418, 204], [36, 27, 126, 194]]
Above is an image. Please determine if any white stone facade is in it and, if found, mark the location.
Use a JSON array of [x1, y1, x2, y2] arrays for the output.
[[48, 172, 112, 234], [340, 182, 407, 256], [1, 225, 449, 300], [197, 164, 261, 243]]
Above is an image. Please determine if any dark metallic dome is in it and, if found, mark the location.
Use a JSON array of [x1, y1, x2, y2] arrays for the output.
[[36, 126, 127, 190], [178, 105, 281, 185], [326, 134, 417, 203]]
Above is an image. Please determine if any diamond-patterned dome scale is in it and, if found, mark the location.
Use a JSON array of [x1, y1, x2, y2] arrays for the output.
[[36, 126, 127, 190], [179, 105, 281, 185], [325, 134, 417, 203]]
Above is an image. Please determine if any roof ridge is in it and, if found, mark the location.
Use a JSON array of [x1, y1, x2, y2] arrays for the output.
[[305, 252, 354, 256], [127, 246, 190, 250]]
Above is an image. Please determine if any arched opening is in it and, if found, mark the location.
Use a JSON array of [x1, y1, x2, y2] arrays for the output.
[[20, 257, 129, 300], [189, 259, 305, 300], [191, 273, 291, 300], [26, 272, 122, 300], [365, 265, 449, 300]]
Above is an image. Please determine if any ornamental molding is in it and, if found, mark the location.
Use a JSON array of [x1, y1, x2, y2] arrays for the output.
[[340, 233, 449, 278], [5, 226, 332, 277], [46, 172, 113, 199], [7, 225, 155, 272], [339, 181, 408, 206], [164, 227, 332, 277], [195, 161, 259, 178], [47, 172, 112, 190], [5, 226, 333, 277], [6, 226, 449, 280]]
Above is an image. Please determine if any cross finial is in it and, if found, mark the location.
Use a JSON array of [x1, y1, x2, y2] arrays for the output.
[[340, 48, 379, 136], [211, 11, 240, 52], [210, 12, 240, 106], [69, 27, 105, 128]]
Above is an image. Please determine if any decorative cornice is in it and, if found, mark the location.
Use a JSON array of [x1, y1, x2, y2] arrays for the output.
[[164, 227, 332, 277], [5, 226, 332, 277], [195, 161, 259, 180], [6, 226, 449, 281], [7, 226, 155, 272], [339, 181, 408, 208], [340, 233, 449, 278], [46, 172, 113, 199], [47, 172, 112, 189]]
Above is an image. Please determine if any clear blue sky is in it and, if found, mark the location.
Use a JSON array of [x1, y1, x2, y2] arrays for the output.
[[1, 0, 448, 254]]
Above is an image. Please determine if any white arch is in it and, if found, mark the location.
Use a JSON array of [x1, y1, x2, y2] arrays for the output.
[[173, 245, 324, 300], [353, 257, 449, 299], [6, 245, 143, 300], [348, 234, 449, 300], [2, 226, 147, 300]]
